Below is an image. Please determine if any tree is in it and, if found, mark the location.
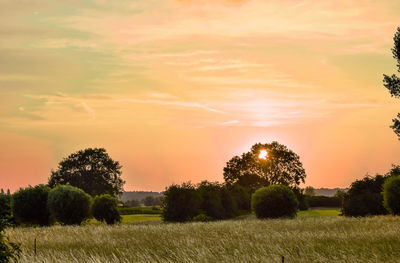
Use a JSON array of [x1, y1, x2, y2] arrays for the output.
[[12, 185, 51, 226], [382, 176, 400, 215], [223, 141, 306, 192], [142, 196, 155, 206], [162, 183, 202, 222], [125, 199, 140, 207], [0, 220, 20, 263], [342, 175, 388, 217], [92, 194, 121, 225], [48, 148, 125, 196], [48, 185, 91, 225], [304, 186, 315, 196], [251, 185, 298, 219], [383, 27, 400, 139]]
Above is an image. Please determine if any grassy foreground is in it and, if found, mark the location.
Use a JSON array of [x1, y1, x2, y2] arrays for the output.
[[7, 215, 400, 263]]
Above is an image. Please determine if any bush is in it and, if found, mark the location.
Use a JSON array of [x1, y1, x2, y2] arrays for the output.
[[382, 176, 400, 215], [342, 175, 388, 217], [251, 185, 298, 219], [293, 188, 309, 211], [48, 185, 91, 225], [92, 194, 121, 225], [162, 183, 202, 222], [0, 220, 20, 263], [12, 185, 51, 226], [306, 195, 341, 207], [118, 206, 161, 215], [192, 213, 213, 222]]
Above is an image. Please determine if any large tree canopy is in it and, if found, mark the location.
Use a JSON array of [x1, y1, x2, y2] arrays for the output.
[[223, 141, 306, 192], [383, 27, 400, 139], [48, 148, 125, 196]]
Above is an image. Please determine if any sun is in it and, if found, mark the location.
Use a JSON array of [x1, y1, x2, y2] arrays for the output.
[[258, 149, 268, 160]]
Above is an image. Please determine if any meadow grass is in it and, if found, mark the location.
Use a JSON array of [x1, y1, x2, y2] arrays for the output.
[[6, 214, 400, 263]]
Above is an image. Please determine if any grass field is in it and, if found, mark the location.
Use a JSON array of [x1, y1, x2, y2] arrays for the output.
[[6, 210, 400, 263]]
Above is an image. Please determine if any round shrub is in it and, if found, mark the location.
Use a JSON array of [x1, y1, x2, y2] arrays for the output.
[[48, 185, 91, 225], [92, 194, 121, 225], [251, 185, 298, 219], [383, 176, 400, 215], [12, 185, 51, 226], [0, 219, 21, 262]]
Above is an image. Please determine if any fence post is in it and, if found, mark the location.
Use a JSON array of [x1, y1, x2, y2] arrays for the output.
[[34, 238, 36, 257], [282, 255, 284, 263]]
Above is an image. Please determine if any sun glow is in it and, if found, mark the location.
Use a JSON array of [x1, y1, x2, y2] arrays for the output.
[[258, 149, 268, 160]]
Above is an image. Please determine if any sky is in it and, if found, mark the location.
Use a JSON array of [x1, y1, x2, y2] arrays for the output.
[[1, 0, 400, 192]]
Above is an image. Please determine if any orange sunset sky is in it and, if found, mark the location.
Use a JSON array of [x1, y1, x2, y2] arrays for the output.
[[1, 0, 400, 192]]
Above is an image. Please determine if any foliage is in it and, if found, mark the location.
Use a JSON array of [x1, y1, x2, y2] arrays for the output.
[[192, 213, 213, 222], [0, 220, 20, 263], [342, 175, 388, 217], [92, 194, 121, 225], [304, 186, 315, 196], [0, 194, 12, 223], [124, 199, 140, 207], [383, 27, 400, 139], [142, 196, 162, 206], [227, 184, 251, 212], [48, 185, 92, 225], [382, 176, 400, 215], [251, 185, 298, 219], [162, 183, 202, 222], [293, 188, 309, 211], [12, 185, 51, 226], [118, 206, 161, 215], [306, 195, 341, 207], [48, 148, 125, 196], [223, 141, 306, 193]]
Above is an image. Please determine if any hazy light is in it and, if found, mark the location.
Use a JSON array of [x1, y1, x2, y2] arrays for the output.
[[258, 149, 268, 160]]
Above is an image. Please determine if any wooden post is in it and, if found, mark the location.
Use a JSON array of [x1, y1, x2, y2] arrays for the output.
[[34, 238, 36, 257], [282, 256, 284, 263]]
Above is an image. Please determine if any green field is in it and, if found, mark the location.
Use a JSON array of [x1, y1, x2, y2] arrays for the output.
[[6, 210, 400, 262]]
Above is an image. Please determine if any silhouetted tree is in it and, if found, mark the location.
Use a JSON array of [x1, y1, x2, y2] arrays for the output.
[[383, 27, 400, 139], [223, 141, 306, 192], [342, 175, 388, 217], [92, 194, 121, 225], [48, 185, 91, 225], [162, 183, 202, 222], [48, 148, 125, 196], [12, 185, 51, 226], [251, 185, 298, 219], [382, 176, 400, 215]]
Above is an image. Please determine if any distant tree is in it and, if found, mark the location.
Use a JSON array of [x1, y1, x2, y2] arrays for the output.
[[383, 27, 400, 139], [251, 185, 298, 219], [92, 194, 121, 225], [6, 190, 9, 196], [0, 194, 11, 221], [125, 199, 140, 207], [0, 220, 21, 263], [12, 185, 51, 226], [143, 196, 155, 206], [223, 142, 306, 193], [48, 148, 125, 196], [0, 189, 3, 195], [162, 183, 202, 222], [152, 196, 162, 206], [293, 188, 309, 211], [304, 186, 315, 196], [342, 175, 388, 217], [382, 176, 400, 215], [48, 185, 91, 225]]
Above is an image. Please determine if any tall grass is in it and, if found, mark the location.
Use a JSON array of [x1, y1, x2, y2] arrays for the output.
[[6, 216, 400, 262]]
